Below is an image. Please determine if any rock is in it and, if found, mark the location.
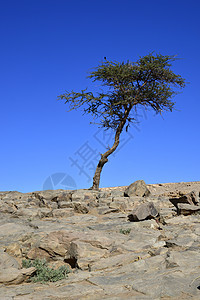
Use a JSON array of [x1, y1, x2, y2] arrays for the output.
[[12, 230, 114, 271], [52, 208, 74, 218], [31, 192, 49, 207], [97, 207, 120, 214], [27, 247, 52, 260], [159, 207, 176, 219], [0, 267, 36, 285], [0, 203, 17, 214], [36, 208, 53, 218], [67, 240, 108, 270], [1, 182, 200, 298], [110, 189, 125, 197], [71, 190, 98, 202], [90, 253, 139, 271], [124, 180, 150, 197], [0, 251, 20, 269], [14, 208, 39, 218], [98, 190, 111, 199], [0, 223, 32, 237], [108, 200, 127, 211], [177, 203, 200, 215], [57, 191, 72, 202], [37, 231, 74, 257], [128, 202, 159, 221], [87, 200, 99, 208], [169, 191, 199, 208], [5, 243, 22, 258], [73, 203, 89, 214], [166, 232, 198, 249], [57, 201, 72, 208]]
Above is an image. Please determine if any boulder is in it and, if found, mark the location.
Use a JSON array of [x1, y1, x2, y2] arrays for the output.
[[67, 240, 108, 270], [124, 180, 150, 197], [128, 202, 159, 221], [169, 191, 199, 208]]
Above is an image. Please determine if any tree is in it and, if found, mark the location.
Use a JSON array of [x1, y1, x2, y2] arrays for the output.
[[58, 53, 186, 190]]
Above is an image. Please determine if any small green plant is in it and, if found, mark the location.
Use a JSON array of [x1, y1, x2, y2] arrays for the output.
[[22, 258, 70, 283], [119, 228, 131, 235], [22, 258, 33, 268]]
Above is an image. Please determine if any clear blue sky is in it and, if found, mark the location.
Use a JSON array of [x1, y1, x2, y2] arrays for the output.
[[0, 0, 199, 192]]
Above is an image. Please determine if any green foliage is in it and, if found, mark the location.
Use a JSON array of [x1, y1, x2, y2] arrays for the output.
[[58, 53, 186, 190], [58, 53, 186, 131], [22, 258, 33, 268], [119, 228, 131, 235], [22, 258, 70, 283]]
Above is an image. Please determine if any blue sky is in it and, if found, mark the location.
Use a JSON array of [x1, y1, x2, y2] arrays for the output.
[[0, 0, 199, 192]]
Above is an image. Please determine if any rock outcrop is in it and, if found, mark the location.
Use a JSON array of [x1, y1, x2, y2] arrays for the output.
[[0, 181, 200, 299]]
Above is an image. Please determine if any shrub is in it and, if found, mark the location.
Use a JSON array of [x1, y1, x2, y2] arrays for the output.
[[22, 258, 70, 283], [119, 228, 131, 235]]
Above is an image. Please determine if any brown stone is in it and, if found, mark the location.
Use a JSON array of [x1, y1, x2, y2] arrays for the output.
[[124, 180, 150, 197], [0, 267, 36, 285], [177, 203, 200, 215], [27, 247, 51, 260], [6, 243, 22, 257], [73, 203, 89, 214], [169, 191, 199, 208], [128, 202, 159, 221]]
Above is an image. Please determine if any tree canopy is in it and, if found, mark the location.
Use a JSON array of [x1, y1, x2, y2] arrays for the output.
[[58, 53, 186, 189]]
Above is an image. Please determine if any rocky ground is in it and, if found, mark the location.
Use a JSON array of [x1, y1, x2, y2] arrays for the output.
[[0, 180, 200, 300]]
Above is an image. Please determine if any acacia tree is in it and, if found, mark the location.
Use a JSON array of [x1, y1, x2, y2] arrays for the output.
[[58, 53, 185, 190]]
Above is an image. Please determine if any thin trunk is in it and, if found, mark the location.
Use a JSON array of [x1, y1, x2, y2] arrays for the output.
[[91, 108, 131, 190], [91, 81, 148, 190]]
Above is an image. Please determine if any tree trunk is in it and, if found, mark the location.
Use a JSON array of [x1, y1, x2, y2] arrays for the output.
[[91, 109, 131, 190]]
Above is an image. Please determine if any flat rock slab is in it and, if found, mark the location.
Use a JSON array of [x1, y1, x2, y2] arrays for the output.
[[177, 203, 200, 215], [0, 267, 36, 285], [0, 223, 33, 237]]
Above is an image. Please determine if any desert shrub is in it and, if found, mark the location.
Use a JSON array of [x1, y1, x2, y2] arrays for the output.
[[22, 258, 70, 283], [119, 228, 131, 235]]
